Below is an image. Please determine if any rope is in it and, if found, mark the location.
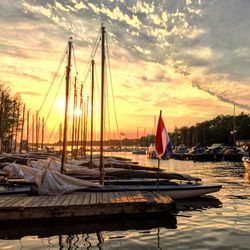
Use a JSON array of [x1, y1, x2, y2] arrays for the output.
[[105, 33, 120, 139], [72, 45, 78, 75], [44, 71, 66, 126], [82, 29, 101, 84], [27, 44, 68, 137], [38, 45, 67, 114]]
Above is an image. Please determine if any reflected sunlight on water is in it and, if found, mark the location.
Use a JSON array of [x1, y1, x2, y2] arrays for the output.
[[1, 152, 250, 249]]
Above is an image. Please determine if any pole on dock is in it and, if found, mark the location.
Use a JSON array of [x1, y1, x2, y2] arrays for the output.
[[26, 110, 29, 152], [156, 111, 162, 192], [99, 25, 105, 185], [233, 103, 236, 148], [32, 114, 34, 152], [61, 37, 72, 174], [19, 104, 25, 153], [10, 101, 16, 153], [76, 83, 83, 158], [71, 77, 77, 157], [41, 117, 44, 149], [0, 93, 4, 153], [14, 102, 20, 154], [90, 59, 95, 168]]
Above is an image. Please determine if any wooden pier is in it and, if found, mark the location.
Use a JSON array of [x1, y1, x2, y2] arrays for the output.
[[0, 191, 175, 221]]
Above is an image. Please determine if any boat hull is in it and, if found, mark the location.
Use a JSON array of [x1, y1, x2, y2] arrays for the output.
[[86, 184, 222, 200]]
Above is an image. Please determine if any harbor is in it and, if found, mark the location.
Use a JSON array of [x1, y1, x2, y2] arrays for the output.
[[0, 153, 250, 249], [1, 0, 250, 249]]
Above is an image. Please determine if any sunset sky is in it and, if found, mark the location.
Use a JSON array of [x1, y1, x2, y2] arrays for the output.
[[0, 0, 250, 141]]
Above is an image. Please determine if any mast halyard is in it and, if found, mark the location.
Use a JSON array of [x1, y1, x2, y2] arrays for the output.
[[61, 37, 72, 174], [100, 25, 105, 185]]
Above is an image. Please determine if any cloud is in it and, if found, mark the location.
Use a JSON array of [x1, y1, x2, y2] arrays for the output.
[[1, 0, 250, 133], [192, 81, 250, 111]]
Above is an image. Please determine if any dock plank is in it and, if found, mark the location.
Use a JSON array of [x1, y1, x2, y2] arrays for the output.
[[0, 196, 18, 207], [89, 193, 97, 205], [74, 192, 86, 206], [61, 194, 73, 207], [54, 195, 67, 207], [113, 192, 122, 203], [0, 191, 175, 221], [68, 193, 80, 206], [118, 192, 129, 203], [96, 192, 103, 204], [102, 192, 110, 204], [82, 192, 91, 205]]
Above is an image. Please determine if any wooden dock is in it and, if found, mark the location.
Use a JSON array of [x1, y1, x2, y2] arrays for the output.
[[0, 191, 175, 221]]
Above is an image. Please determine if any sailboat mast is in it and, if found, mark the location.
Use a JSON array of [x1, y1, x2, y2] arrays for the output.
[[14, 103, 20, 154], [71, 77, 77, 157], [61, 37, 72, 173], [41, 117, 44, 149], [233, 103, 236, 147], [26, 110, 29, 152], [19, 104, 25, 153], [100, 25, 105, 185], [90, 60, 95, 167]]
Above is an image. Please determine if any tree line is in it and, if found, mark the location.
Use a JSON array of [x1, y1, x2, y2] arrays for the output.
[[136, 113, 250, 147], [0, 85, 23, 152]]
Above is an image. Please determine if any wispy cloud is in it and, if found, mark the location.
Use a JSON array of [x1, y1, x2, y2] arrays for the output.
[[0, 0, 249, 132]]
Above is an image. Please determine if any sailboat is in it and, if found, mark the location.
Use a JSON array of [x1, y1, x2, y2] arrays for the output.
[[56, 25, 221, 199], [80, 109, 221, 199], [0, 26, 222, 199]]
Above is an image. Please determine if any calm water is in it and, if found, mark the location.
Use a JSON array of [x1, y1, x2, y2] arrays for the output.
[[1, 152, 250, 250]]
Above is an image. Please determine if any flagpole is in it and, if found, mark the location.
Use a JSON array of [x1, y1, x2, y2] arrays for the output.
[[157, 157, 160, 191], [155, 110, 172, 192], [157, 110, 162, 191]]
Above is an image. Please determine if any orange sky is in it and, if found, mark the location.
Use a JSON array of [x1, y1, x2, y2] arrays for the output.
[[0, 0, 249, 143]]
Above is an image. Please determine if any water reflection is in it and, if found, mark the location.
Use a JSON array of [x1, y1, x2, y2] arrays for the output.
[[175, 195, 222, 212], [0, 196, 224, 249], [0, 213, 177, 240]]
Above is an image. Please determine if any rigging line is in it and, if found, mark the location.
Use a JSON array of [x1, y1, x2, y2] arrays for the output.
[[27, 70, 66, 138], [47, 119, 60, 144], [72, 45, 78, 74], [44, 71, 66, 126], [105, 33, 120, 138], [38, 44, 68, 114], [94, 63, 101, 103], [82, 29, 101, 83]]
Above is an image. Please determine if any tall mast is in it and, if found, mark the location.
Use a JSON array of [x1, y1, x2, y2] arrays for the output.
[[0, 93, 4, 153], [26, 110, 29, 152], [32, 114, 34, 151], [90, 60, 95, 168], [14, 103, 20, 154], [61, 37, 72, 173], [10, 101, 16, 153], [41, 117, 44, 149], [71, 76, 77, 157], [99, 25, 105, 185], [83, 95, 89, 157], [76, 83, 83, 158], [19, 104, 25, 153], [233, 103, 236, 147], [35, 111, 39, 150]]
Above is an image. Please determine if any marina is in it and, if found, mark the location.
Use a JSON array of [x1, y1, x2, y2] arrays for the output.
[[0, 153, 250, 249], [0, 1, 250, 249]]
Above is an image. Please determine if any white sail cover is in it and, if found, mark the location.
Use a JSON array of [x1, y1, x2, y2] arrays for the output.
[[3, 163, 102, 195]]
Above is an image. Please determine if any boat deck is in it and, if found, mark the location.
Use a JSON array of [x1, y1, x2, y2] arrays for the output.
[[0, 191, 175, 221]]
